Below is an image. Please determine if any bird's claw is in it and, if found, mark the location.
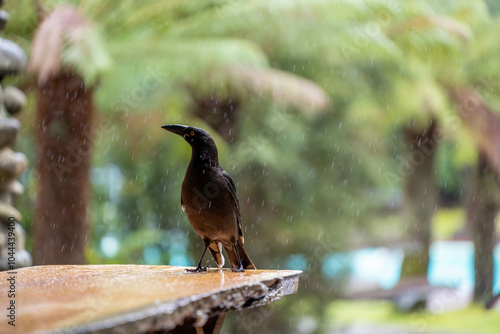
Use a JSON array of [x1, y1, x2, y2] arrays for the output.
[[186, 266, 208, 272], [231, 267, 245, 273]]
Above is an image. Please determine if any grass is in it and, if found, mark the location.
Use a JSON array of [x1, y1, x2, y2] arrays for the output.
[[432, 208, 466, 240], [431, 207, 500, 240], [326, 300, 500, 333]]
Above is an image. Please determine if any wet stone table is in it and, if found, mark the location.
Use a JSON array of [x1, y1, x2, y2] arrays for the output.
[[0, 265, 301, 334]]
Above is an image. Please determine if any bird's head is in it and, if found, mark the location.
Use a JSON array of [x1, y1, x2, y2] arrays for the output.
[[162, 124, 219, 163]]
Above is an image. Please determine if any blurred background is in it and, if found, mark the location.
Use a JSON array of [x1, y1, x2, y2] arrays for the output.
[[2, 0, 500, 333]]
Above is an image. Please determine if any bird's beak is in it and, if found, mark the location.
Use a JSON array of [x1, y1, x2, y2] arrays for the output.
[[161, 124, 187, 136]]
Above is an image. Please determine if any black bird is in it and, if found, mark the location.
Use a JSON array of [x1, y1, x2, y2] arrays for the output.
[[162, 124, 256, 272]]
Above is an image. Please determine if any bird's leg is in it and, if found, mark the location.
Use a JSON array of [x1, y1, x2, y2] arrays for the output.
[[231, 245, 245, 272], [186, 244, 209, 272]]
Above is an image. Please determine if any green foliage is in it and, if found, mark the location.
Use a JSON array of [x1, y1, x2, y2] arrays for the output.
[[61, 24, 111, 85], [4, 0, 500, 332], [327, 300, 500, 334], [432, 208, 466, 239], [435, 142, 467, 195], [2, 0, 38, 49], [485, 0, 500, 15]]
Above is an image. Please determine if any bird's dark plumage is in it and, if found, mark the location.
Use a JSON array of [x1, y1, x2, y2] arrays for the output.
[[162, 124, 256, 272]]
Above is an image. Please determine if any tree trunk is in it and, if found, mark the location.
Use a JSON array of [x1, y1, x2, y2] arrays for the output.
[[461, 166, 475, 239], [448, 87, 499, 303], [400, 121, 438, 278], [33, 71, 94, 265], [469, 154, 497, 303]]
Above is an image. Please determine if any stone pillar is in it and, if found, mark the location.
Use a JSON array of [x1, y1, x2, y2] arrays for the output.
[[0, 1, 31, 271]]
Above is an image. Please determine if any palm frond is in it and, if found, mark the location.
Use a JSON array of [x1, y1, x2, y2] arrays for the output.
[[221, 65, 329, 113], [29, 4, 110, 85]]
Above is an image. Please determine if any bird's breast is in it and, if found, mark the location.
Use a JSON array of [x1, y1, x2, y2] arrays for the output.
[[181, 171, 231, 214], [181, 168, 237, 239]]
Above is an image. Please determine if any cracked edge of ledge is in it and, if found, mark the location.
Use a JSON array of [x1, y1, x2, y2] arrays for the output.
[[56, 270, 301, 334]]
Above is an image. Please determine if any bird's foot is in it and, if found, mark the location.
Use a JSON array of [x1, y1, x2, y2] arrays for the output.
[[231, 266, 245, 273], [186, 266, 208, 272]]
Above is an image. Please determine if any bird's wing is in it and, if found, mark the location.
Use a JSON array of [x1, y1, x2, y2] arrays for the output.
[[221, 170, 244, 243]]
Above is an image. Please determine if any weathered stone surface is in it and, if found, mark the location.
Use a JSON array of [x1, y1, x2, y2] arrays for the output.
[[0, 222, 31, 270], [0, 248, 31, 269], [0, 265, 301, 333], [0, 147, 28, 178], [0, 4, 32, 274], [0, 179, 23, 195], [3, 85, 26, 115], [0, 38, 27, 77], [0, 116, 19, 148], [0, 224, 5, 269], [0, 192, 11, 205], [0, 202, 21, 224], [14, 220, 26, 250], [0, 10, 8, 31], [12, 249, 32, 267]]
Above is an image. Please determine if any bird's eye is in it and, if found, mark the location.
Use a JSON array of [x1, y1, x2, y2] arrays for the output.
[[190, 131, 195, 136]]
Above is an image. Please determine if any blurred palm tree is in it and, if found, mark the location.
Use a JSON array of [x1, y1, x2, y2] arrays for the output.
[[5, 0, 500, 327], [28, 4, 109, 264], [323, 0, 500, 301], [23, 0, 330, 267]]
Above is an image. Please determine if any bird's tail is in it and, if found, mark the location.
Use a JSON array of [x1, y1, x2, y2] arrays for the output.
[[225, 240, 256, 270], [208, 241, 224, 269]]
